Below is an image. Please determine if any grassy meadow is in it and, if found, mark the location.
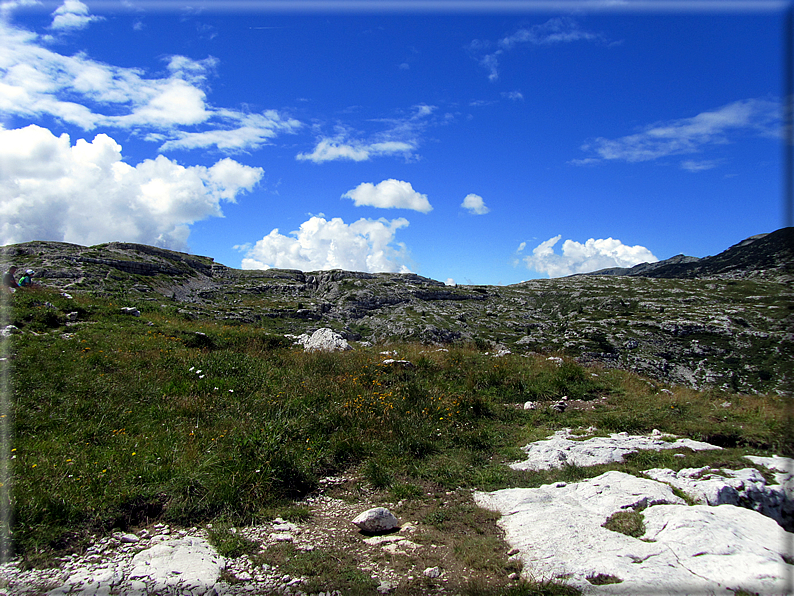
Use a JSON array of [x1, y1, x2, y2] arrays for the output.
[[0, 287, 789, 593]]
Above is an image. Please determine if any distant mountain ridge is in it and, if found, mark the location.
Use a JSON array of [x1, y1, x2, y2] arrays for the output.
[[578, 227, 793, 282]]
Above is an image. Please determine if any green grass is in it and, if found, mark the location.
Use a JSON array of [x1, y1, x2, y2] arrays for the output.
[[602, 510, 645, 538], [1, 286, 789, 580]]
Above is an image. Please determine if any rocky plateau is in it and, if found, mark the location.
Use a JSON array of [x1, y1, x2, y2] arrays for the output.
[[1, 227, 791, 396]]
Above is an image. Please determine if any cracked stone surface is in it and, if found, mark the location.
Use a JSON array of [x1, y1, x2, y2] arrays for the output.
[[475, 471, 792, 594], [476, 430, 794, 595], [509, 428, 722, 471]]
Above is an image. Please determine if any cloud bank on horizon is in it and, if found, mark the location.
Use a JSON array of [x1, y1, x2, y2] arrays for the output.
[[0, 2, 781, 282], [518, 236, 658, 278]]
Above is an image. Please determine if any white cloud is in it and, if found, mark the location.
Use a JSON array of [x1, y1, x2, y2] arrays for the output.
[[499, 18, 601, 49], [479, 52, 501, 82], [239, 216, 412, 273], [343, 179, 432, 213], [472, 18, 602, 82], [0, 125, 263, 250], [461, 193, 489, 215], [502, 91, 523, 101], [296, 104, 433, 163], [0, 16, 299, 151], [522, 235, 658, 278], [680, 159, 721, 172], [296, 138, 414, 163], [577, 98, 779, 165], [50, 0, 102, 31]]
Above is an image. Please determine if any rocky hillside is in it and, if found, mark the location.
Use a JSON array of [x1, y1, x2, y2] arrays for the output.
[[1, 230, 792, 395], [581, 227, 793, 281]]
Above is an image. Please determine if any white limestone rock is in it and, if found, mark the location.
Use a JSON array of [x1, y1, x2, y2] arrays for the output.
[[1, 325, 20, 337], [644, 462, 794, 530], [352, 507, 400, 533], [295, 328, 352, 352], [474, 471, 794, 595], [123, 536, 224, 595], [510, 429, 721, 471]]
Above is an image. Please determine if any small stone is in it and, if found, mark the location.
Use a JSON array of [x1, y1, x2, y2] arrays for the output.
[[119, 533, 140, 544], [270, 533, 293, 542], [423, 566, 442, 579], [352, 507, 400, 533]]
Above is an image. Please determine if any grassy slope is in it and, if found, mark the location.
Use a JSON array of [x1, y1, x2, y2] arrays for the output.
[[1, 288, 790, 593]]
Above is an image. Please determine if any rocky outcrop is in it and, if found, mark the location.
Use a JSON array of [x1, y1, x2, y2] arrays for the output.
[[476, 430, 794, 595], [509, 428, 722, 472]]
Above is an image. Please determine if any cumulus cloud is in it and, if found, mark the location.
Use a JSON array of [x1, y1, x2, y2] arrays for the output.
[[520, 235, 658, 278], [239, 216, 411, 273], [461, 193, 489, 215], [343, 179, 432, 213], [576, 98, 779, 166], [0, 125, 263, 250], [50, 0, 102, 31], [0, 14, 299, 151]]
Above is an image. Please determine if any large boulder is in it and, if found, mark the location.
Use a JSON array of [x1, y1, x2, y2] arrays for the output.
[[294, 328, 352, 352]]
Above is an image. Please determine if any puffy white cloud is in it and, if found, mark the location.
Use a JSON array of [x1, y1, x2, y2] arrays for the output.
[[577, 98, 778, 165], [50, 0, 102, 31], [461, 193, 489, 215], [0, 125, 263, 250], [521, 235, 658, 278], [239, 216, 411, 273], [343, 179, 432, 213], [0, 15, 299, 151]]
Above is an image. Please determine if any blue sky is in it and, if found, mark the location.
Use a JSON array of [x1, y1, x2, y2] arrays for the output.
[[0, 0, 786, 285]]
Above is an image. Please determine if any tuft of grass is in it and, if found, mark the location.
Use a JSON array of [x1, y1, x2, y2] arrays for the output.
[[586, 573, 622, 585], [205, 523, 259, 558], [602, 510, 645, 538]]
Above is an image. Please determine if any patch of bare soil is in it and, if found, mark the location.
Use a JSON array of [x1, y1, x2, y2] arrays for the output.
[[230, 474, 523, 595]]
